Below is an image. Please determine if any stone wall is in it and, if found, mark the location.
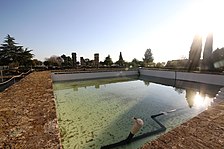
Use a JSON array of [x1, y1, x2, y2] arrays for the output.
[[0, 71, 61, 149], [52, 70, 138, 82], [140, 69, 224, 86]]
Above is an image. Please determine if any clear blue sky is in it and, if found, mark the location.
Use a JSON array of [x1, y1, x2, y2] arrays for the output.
[[1, 0, 224, 62]]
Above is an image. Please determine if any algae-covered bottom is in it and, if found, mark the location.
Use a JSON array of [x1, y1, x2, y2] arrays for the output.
[[53, 77, 218, 149]]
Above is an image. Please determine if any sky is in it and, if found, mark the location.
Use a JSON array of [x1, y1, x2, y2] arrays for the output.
[[1, 0, 224, 63]]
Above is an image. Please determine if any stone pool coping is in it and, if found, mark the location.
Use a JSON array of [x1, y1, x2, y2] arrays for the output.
[[0, 71, 61, 149], [1, 71, 223, 148]]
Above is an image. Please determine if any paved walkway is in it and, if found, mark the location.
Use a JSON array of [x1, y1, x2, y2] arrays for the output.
[[0, 71, 61, 149], [141, 98, 224, 149]]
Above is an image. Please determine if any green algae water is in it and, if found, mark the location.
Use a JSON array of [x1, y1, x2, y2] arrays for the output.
[[53, 76, 220, 149]]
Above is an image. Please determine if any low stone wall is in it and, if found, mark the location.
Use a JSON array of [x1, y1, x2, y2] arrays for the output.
[[0, 71, 61, 149], [140, 69, 175, 79], [140, 69, 224, 86], [52, 70, 138, 81]]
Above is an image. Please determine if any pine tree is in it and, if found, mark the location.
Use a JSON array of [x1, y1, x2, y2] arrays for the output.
[[0, 34, 33, 67]]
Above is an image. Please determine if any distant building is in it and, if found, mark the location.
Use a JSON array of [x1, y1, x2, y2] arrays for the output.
[[80, 57, 86, 67], [78, 53, 100, 68], [94, 53, 99, 68], [72, 53, 77, 68]]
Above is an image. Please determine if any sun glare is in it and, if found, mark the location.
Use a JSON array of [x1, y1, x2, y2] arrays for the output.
[[188, 0, 224, 39], [152, 0, 224, 62], [172, 0, 224, 47], [193, 92, 213, 108]]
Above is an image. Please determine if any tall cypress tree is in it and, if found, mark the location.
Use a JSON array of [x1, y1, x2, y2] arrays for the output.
[[115, 52, 125, 67], [188, 35, 202, 71], [202, 33, 213, 70]]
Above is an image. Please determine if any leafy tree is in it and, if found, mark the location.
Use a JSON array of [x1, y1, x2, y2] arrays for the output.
[[0, 34, 33, 67], [84, 58, 91, 66], [18, 48, 33, 67], [32, 59, 42, 66], [99, 61, 105, 66], [143, 49, 154, 67], [104, 55, 113, 66], [212, 47, 224, 69], [212, 48, 224, 62], [61, 54, 72, 67], [165, 59, 188, 69], [43, 60, 50, 66], [156, 62, 165, 68], [188, 35, 202, 71], [45, 55, 63, 67], [129, 58, 144, 68], [115, 52, 125, 67]]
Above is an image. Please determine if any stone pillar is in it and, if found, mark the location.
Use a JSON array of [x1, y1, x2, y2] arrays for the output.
[[94, 53, 99, 68], [72, 53, 77, 68]]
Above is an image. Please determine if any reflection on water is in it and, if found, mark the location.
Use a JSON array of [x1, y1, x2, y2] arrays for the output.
[[53, 76, 138, 91], [186, 91, 213, 108], [185, 88, 218, 108], [140, 75, 221, 109], [53, 76, 221, 149]]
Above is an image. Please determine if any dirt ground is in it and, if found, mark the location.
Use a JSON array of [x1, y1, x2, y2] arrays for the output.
[[0, 71, 61, 149]]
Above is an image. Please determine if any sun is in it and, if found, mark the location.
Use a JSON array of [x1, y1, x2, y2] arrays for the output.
[[174, 0, 224, 46], [187, 0, 224, 39]]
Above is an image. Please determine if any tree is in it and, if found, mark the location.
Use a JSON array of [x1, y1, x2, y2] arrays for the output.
[[115, 52, 125, 67], [45, 55, 63, 67], [212, 47, 224, 69], [129, 58, 144, 68], [18, 48, 33, 67], [43, 60, 50, 66], [61, 54, 72, 67], [188, 35, 202, 71], [32, 59, 42, 66], [0, 34, 33, 67], [104, 55, 113, 66], [165, 59, 188, 69], [156, 62, 165, 68], [202, 33, 213, 70], [143, 49, 154, 67]]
